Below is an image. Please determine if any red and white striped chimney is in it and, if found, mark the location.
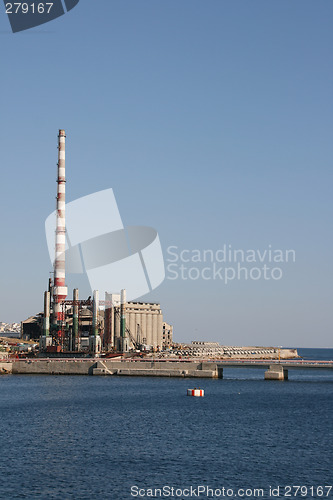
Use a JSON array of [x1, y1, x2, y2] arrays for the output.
[[53, 129, 68, 331]]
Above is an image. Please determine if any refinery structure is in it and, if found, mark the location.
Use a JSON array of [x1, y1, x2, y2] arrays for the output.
[[31, 130, 172, 356]]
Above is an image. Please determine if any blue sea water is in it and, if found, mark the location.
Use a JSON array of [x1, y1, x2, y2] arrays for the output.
[[0, 349, 332, 500]]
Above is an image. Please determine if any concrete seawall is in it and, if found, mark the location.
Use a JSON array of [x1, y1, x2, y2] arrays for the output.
[[10, 359, 219, 378]]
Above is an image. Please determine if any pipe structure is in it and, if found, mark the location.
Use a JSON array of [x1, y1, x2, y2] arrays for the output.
[[120, 288, 128, 352], [120, 289, 126, 339], [73, 288, 79, 350], [104, 292, 113, 349], [43, 291, 50, 337], [92, 290, 99, 337], [53, 130, 68, 333]]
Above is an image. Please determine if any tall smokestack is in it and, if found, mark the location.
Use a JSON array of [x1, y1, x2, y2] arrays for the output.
[[53, 129, 68, 333]]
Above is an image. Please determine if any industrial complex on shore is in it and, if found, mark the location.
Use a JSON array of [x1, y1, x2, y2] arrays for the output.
[[0, 130, 300, 376]]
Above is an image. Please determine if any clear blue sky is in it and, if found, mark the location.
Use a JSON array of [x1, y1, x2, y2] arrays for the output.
[[0, 0, 332, 347]]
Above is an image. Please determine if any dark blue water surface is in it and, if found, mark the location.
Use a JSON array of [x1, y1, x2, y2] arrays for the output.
[[0, 349, 332, 500]]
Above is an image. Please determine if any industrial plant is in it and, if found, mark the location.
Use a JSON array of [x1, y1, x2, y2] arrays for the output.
[[13, 130, 299, 368], [22, 130, 173, 357]]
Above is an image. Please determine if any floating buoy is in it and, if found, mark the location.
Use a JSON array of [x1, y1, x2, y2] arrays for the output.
[[187, 388, 204, 397]]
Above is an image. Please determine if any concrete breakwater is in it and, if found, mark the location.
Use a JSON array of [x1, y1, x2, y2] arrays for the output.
[[167, 347, 299, 360], [5, 359, 220, 378]]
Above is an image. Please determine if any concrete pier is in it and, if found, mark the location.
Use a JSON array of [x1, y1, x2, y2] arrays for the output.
[[2, 358, 332, 379], [10, 359, 219, 378], [264, 365, 288, 381]]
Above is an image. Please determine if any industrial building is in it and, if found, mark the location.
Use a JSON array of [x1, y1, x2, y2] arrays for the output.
[[162, 322, 173, 349], [22, 314, 43, 341], [104, 294, 164, 350], [26, 292, 170, 352]]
